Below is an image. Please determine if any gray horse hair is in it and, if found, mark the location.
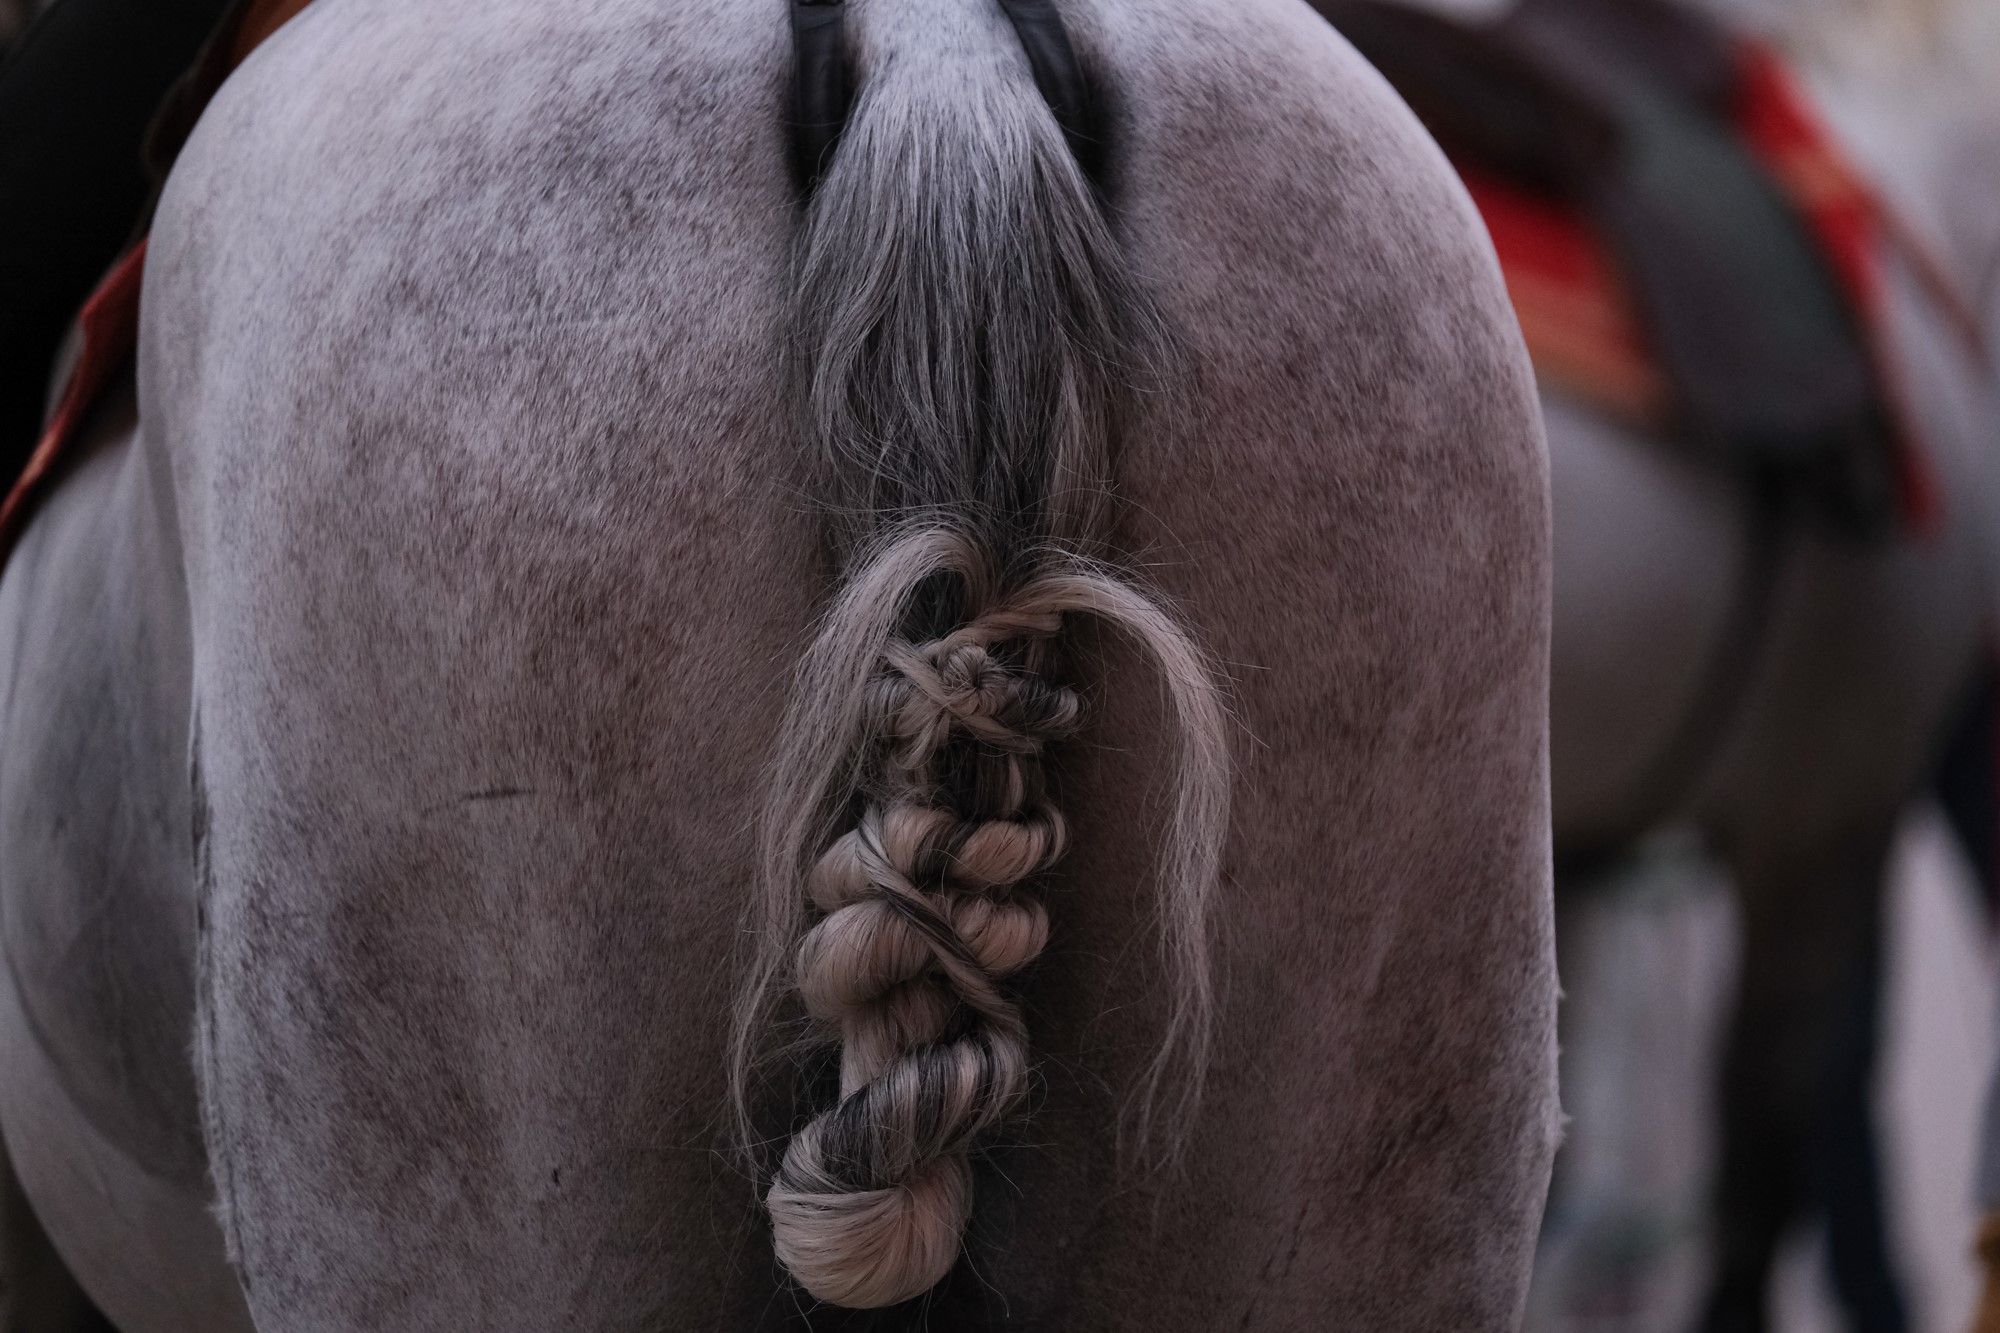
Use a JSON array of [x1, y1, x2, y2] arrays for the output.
[[727, 10, 1232, 1311]]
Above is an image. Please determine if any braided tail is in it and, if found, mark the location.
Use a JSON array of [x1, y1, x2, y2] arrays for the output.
[[731, 7, 1231, 1310]]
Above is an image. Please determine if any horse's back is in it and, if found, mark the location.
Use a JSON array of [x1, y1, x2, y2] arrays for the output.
[[138, 0, 1555, 1326]]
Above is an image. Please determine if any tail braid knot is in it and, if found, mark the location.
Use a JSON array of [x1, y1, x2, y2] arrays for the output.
[[767, 593, 1084, 1306]]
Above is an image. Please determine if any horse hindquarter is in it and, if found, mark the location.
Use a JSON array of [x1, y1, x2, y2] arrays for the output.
[[148, 0, 1559, 1325], [0, 382, 252, 1332]]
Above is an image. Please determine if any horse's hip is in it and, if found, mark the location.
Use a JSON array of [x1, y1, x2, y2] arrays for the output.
[[1547, 391, 1756, 848], [142, 0, 1559, 1323], [1547, 373, 1986, 860], [0, 387, 250, 1332]]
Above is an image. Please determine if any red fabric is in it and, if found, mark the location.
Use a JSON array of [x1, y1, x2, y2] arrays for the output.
[[1458, 41, 1968, 537], [230, 0, 316, 63], [0, 240, 147, 556], [1460, 167, 1666, 423]]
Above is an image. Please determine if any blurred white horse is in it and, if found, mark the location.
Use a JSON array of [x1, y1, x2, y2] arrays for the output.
[[1766, 3, 2000, 1324], [1496, 0, 2000, 1326]]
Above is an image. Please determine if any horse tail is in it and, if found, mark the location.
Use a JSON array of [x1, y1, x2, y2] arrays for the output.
[[728, 2, 1231, 1309]]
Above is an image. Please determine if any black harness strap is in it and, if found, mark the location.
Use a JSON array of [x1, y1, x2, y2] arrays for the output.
[[992, 0, 1100, 178], [789, 0, 851, 193], [788, 0, 1099, 194]]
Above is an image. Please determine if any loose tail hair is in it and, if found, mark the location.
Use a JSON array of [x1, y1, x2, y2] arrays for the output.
[[731, 16, 1231, 1310]]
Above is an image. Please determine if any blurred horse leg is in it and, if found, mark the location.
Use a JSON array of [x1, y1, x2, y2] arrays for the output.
[[1815, 879, 1909, 1333], [1702, 820, 1898, 1333], [1691, 231, 1993, 1326], [1932, 663, 1998, 912]]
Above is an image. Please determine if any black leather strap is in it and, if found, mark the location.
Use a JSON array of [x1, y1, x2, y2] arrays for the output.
[[790, 0, 851, 192], [788, 0, 1099, 194], [993, 0, 1100, 178]]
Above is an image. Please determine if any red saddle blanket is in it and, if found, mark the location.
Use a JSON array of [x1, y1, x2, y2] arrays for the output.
[[1469, 43, 1962, 532], [1319, 0, 1986, 537]]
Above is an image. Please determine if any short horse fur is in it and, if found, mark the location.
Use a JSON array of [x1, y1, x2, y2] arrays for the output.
[[0, 0, 1558, 1326]]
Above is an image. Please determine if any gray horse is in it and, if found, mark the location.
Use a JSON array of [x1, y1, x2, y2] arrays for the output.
[[0, 0, 1558, 1327], [1309, 2, 1996, 1325], [1539, 10, 2000, 1328]]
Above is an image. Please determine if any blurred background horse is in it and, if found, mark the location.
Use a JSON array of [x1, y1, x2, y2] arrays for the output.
[[1315, 0, 2000, 1328]]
